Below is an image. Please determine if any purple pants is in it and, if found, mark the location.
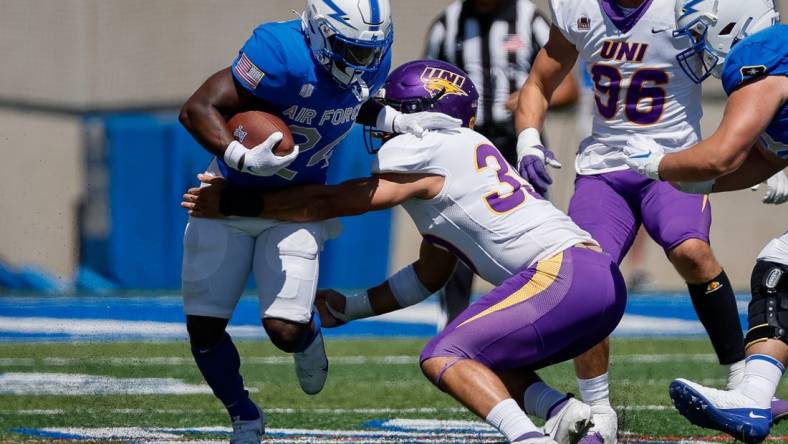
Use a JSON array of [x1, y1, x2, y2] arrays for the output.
[[568, 170, 712, 264], [420, 247, 626, 371]]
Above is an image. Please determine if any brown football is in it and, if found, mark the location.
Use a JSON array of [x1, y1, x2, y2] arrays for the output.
[[226, 111, 295, 156]]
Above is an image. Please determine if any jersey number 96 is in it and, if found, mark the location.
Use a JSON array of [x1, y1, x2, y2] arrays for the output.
[[591, 64, 669, 125]]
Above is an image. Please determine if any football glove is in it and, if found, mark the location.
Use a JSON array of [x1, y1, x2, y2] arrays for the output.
[[516, 128, 562, 196], [223, 132, 299, 177]]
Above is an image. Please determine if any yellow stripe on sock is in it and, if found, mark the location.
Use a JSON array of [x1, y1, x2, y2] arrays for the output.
[[457, 252, 564, 328]]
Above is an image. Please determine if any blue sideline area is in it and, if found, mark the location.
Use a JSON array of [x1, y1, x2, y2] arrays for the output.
[[73, 115, 392, 291], [0, 293, 749, 342]]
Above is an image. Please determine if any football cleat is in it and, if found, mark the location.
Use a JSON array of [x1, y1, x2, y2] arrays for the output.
[[669, 378, 771, 444], [771, 397, 788, 425], [577, 432, 605, 444], [512, 432, 559, 444], [230, 403, 266, 444], [293, 314, 329, 395], [543, 398, 594, 444], [585, 404, 617, 443]]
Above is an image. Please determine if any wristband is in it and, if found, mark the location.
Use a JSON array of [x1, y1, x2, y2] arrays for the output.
[[218, 187, 264, 217], [326, 290, 374, 322], [388, 265, 433, 308]]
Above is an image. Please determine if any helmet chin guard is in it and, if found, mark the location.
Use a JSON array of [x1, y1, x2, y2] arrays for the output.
[[302, 0, 393, 88]]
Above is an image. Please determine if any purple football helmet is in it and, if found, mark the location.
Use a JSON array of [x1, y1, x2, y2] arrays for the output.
[[365, 59, 479, 153]]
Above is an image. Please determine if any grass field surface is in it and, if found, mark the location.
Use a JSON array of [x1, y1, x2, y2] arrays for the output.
[[1, 338, 786, 443]]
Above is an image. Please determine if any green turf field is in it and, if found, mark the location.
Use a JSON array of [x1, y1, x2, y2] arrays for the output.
[[0, 338, 785, 443]]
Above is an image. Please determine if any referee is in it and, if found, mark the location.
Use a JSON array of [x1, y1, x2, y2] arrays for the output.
[[424, 0, 578, 328]]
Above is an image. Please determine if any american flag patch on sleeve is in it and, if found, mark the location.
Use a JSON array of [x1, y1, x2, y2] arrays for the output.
[[234, 53, 265, 89]]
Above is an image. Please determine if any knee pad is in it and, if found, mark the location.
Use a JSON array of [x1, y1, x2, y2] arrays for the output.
[[745, 261, 788, 348], [186, 315, 230, 350]]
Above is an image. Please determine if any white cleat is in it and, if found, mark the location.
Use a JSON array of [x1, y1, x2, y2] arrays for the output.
[[543, 398, 594, 444], [294, 327, 329, 395], [669, 378, 771, 443], [230, 404, 266, 444], [585, 404, 617, 444]]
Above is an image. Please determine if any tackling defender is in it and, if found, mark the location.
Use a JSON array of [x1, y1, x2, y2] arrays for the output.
[[510, 0, 779, 440], [178, 1, 459, 442], [622, 1, 785, 441], [183, 60, 628, 444]]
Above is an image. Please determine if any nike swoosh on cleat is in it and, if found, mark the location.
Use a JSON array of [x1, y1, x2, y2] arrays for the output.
[[749, 411, 767, 419], [629, 153, 652, 159], [651, 27, 671, 33]]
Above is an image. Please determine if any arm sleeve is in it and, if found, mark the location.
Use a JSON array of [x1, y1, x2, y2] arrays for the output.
[[424, 16, 447, 60], [231, 24, 290, 100]]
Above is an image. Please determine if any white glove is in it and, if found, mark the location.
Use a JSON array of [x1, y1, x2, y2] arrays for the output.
[[376, 106, 462, 137], [752, 171, 788, 205], [223, 132, 299, 177], [622, 133, 666, 180]]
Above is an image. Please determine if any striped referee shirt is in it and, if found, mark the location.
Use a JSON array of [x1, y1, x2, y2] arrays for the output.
[[424, 0, 550, 127]]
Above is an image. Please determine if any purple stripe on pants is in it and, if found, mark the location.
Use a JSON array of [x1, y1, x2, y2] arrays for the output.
[[568, 170, 712, 264], [420, 247, 627, 371]]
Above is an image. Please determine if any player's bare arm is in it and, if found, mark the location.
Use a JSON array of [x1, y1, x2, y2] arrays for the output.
[[514, 25, 578, 133], [658, 75, 787, 182], [316, 240, 458, 327], [179, 68, 258, 156], [712, 144, 788, 192], [181, 172, 445, 221]]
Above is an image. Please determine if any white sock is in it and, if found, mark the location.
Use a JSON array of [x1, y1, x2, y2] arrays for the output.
[[578, 373, 611, 407], [486, 398, 540, 442], [734, 354, 785, 408], [523, 382, 566, 420], [726, 359, 746, 390]]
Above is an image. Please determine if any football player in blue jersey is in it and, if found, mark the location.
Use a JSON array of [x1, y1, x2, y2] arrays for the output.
[[177, 1, 460, 442], [624, 1, 786, 442]]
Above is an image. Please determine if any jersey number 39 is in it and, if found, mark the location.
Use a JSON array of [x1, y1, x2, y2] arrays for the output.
[[475, 144, 529, 214]]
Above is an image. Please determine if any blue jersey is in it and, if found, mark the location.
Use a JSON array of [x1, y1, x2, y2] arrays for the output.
[[721, 24, 788, 159], [220, 20, 391, 189]]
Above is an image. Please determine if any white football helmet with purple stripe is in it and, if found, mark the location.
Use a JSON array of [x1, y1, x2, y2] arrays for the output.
[[302, 0, 393, 88]]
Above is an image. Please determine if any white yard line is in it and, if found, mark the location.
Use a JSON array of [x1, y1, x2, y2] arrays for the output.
[[4, 405, 677, 416]]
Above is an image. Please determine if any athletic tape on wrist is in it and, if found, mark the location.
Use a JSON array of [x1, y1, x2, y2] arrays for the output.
[[335, 290, 374, 321], [516, 128, 543, 159], [388, 265, 433, 309], [223, 141, 246, 170]]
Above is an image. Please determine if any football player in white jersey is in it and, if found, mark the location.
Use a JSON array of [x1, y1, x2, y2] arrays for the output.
[[510, 0, 777, 440], [621, 1, 785, 441], [183, 60, 628, 444]]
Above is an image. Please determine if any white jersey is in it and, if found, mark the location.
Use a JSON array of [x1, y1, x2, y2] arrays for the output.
[[550, 0, 703, 175], [373, 128, 595, 286], [758, 232, 788, 266]]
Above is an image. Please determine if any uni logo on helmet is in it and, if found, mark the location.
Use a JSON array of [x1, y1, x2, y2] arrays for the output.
[[420, 67, 468, 98]]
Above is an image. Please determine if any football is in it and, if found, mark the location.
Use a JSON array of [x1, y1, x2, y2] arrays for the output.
[[226, 110, 295, 156]]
